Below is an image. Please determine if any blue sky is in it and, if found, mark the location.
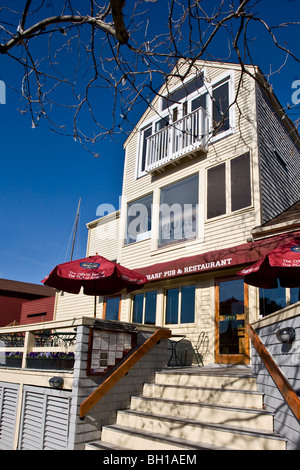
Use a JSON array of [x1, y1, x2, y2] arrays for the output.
[[0, 0, 299, 285]]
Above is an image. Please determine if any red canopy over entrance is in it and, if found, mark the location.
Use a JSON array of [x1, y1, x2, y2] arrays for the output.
[[137, 232, 300, 282]]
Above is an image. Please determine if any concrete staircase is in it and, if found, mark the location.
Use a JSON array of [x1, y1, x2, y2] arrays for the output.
[[85, 365, 287, 450]]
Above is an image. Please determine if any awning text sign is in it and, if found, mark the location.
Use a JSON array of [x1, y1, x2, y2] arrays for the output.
[[146, 257, 233, 280]]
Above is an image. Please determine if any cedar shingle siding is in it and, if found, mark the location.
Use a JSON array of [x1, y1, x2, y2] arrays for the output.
[[256, 84, 300, 223]]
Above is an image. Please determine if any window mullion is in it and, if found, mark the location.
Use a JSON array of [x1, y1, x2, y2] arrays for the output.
[[178, 287, 182, 325], [142, 294, 146, 324]]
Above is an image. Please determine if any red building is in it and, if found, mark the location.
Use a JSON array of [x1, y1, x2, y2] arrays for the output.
[[0, 278, 55, 326]]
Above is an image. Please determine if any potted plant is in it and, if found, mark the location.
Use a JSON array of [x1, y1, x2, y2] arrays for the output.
[[0, 351, 23, 368], [26, 351, 75, 370]]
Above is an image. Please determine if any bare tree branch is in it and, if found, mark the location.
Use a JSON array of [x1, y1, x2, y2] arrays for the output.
[[0, 0, 298, 155]]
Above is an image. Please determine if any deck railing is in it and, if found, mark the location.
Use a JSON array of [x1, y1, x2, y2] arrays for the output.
[[145, 107, 208, 172], [0, 319, 77, 371]]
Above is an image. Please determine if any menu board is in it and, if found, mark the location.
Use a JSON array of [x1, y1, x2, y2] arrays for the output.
[[87, 328, 137, 375]]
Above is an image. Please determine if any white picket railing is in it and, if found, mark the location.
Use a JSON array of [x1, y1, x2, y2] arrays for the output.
[[145, 107, 208, 172]]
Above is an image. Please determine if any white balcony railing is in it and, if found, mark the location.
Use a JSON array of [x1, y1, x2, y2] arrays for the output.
[[145, 107, 208, 172]]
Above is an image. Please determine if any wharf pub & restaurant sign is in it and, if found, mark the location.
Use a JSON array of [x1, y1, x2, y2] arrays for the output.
[[144, 257, 233, 281], [138, 233, 300, 282]]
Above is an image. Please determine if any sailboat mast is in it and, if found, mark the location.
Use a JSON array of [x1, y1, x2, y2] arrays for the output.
[[70, 197, 81, 261]]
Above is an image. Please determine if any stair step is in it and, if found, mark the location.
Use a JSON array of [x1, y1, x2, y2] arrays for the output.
[[143, 383, 264, 409], [130, 395, 274, 431], [115, 410, 286, 451], [100, 424, 229, 450], [85, 440, 128, 451], [85, 366, 287, 451], [155, 368, 257, 391]]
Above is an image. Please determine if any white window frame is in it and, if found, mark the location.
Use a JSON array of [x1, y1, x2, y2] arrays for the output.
[[158, 173, 199, 248], [131, 290, 157, 325], [136, 121, 153, 178], [125, 193, 153, 245], [165, 284, 196, 326], [207, 71, 236, 142]]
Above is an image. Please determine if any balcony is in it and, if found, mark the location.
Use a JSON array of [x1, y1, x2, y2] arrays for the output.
[[145, 107, 208, 173]]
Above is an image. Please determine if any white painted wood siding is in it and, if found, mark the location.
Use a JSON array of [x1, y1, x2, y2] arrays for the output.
[[120, 61, 259, 271]]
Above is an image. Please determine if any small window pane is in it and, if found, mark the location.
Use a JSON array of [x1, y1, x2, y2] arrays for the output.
[[213, 81, 229, 134], [290, 288, 300, 305], [144, 291, 157, 324], [231, 153, 251, 212], [105, 297, 120, 321], [132, 294, 144, 323], [162, 74, 204, 110], [180, 285, 195, 323], [155, 116, 169, 132], [126, 194, 152, 245], [191, 93, 207, 112], [207, 163, 226, 219], [259, 287, 286, 316], [166, 288, 179, 324]]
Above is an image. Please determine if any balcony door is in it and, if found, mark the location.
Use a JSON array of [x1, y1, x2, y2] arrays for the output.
[[215, 277, 249, 364]]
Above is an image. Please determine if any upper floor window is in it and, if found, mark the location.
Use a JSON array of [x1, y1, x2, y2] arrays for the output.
[[212, 79, 230, 135], [161, 73, 204, 111], [136, 71, 234, 177], [159, 174, 198, 247], [207, 152, 251, 220], [126, 193, 152, 245], [138, 124, 152, 175]]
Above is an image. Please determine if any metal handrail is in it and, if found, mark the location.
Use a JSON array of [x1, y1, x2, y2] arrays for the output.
[[246, 323, 300, 420]]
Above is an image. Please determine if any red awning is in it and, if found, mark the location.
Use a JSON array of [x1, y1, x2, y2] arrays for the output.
[[137, 232, 300, 282]]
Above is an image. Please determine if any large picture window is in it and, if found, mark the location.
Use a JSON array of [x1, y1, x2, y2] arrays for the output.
[[159, 174, 198, 247], [166, 285, 195, 324], [126, 194, 152, 245]]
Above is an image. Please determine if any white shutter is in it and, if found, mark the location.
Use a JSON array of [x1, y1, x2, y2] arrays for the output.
[[44, 395, 70, 450], [19, 386, 71, 450], [19, 390, 45, 450], [0, 382, 19, 450]]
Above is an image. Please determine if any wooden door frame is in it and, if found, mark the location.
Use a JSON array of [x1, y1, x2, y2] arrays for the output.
[[102, 295, 122, 321], [215, 275, 250, 364]]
